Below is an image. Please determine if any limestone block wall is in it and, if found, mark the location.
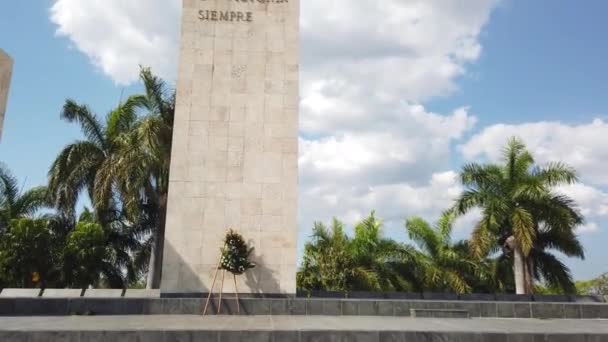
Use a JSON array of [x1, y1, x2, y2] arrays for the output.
[[161, 0, 299, 294], [0, 49, 13, 141]]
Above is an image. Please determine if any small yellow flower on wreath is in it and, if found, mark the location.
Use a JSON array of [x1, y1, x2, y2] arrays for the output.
[[31, 272, 40, 284], [219, 229, 256, 275]]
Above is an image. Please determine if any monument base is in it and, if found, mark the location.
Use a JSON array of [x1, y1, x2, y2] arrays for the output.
[[1, 297, 607, 319], [2, 315, 608, 342]]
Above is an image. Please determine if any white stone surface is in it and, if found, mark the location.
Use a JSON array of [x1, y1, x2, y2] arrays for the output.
[[162, 0, 299, 294], [0, 49, 13, 141], [41, 289, 83, 298], [83, 289, 124, 298], [124, 289, 161, 298], [0, 288, 41, 297]]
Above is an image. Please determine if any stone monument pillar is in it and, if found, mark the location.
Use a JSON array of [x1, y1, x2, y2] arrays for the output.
[[0, 49, 13, 141], [161, 0, 299, 295]]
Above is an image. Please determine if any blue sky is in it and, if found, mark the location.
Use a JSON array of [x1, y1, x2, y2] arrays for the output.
[[1, 0, 608, 280]]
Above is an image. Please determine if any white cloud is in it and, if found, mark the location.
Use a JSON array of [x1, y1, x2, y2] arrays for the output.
[[462, 122, 608, 235], [50, 0, 181, 85], [557, 183, 608, 234], [49, 0, 500, 240], [461, 119, 608, 186]]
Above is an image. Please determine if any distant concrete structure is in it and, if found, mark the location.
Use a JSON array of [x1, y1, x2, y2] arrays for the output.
[[0, 49, 13, 141]]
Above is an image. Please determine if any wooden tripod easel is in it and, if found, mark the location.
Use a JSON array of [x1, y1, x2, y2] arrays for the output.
[[202, 256, 240, 315]]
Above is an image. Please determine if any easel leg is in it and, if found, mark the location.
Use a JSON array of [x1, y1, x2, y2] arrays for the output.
[[203, 264, 221, 316], [218, 270, 226, 314], [233, 274, 240, 314]]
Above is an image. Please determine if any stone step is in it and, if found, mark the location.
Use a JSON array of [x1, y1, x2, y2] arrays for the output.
[[410, 308, 470, 318], [1, 315, 607, 342]]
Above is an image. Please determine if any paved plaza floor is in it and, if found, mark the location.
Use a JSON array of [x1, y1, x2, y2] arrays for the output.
[[1, 315, 607, 334]]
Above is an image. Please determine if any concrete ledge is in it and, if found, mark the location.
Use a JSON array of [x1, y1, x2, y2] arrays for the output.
[[1, 297, 607, 319], [42, 289, 83, 298], [83, 289, 125, 298], [0, 315, 607, 342], [124, 289, 160, 298], [410, 308, 470, 318], [0, 288, 42, 297]]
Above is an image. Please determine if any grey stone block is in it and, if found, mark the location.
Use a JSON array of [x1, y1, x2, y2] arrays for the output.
[[479, 302, 498, 317], [0, 298, 15, 315], [134, 331, 165, 342], [270, 299, 289, 315], [163, 331, 198, 342], [14, 298, 68, 316], [0, 288, 42, 297], [347, 292, 385, 299], [123, 289, 160, 298], [401, 332, 485, 342], [456, 302, 481, 317], [41, 289, 83, 298], [28, 331, 80, 342], [530, 303, 564, 319], [496, 303, 515, 318], [581, 304, 608, 319], [460, 293, 496, 301], [162, 299, 182, 315], [306, 299, 322, 315], [80, 331, 137, 342], [563, 304, 582, 319], [495, 294, 532, 302], [342, 300, 359, 315], [533, 295, 569, 303], [289, 299, 307, 315], [301, 331, 379, 342], [542, 334, 586, 342], [322, 300, 342, 315], [220, 331, 272, 342], [83, 289, 124, 298], [273, 331, 299, 342], [0, 331, 27, 342], [421, 292, 459, 300], [379, 332, 404, 342], [181, 299, 202, 315], [569, 295, 604, 303], [513, 303, 532, 318], [384, 292, 422, 300], [309, 291, 345, 299], [410, 308, 470, 318], [141, 299, 164, 314], [239, 299, 270, 315], [393, 301, 411, 316], [67, 298, 125, 315], [357, 301, 377, 316], [376, 301, 394, 316], [221, 298, 242, 315]]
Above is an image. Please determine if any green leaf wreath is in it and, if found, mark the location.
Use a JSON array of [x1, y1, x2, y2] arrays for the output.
[[220, 230, 256, 275]]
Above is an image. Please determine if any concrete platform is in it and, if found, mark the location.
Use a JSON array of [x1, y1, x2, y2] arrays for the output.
[[0, 315, 607, 341], [2, 297, 608, 319]]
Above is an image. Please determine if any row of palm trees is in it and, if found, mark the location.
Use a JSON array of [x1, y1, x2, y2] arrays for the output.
[[298, 139, 586, 294], [0, 65, 588, 293], [0, 68, 173, 289]]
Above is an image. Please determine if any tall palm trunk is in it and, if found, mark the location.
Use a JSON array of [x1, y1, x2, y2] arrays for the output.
[[146, 194, 167, 289], [506, 236, 527, 294]]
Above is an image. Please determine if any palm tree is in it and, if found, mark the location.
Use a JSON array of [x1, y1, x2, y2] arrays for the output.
[[0, 163, 48, 232], [93, 68, 174, 288], [47, 94, 144, 215], [298, 212, 422, 292], [405, 211, 479, 293], [47, 81, 149, 288], [454, 137, 584, 294], [48, 68, 174, 289], [349, 212, 421, 291]]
